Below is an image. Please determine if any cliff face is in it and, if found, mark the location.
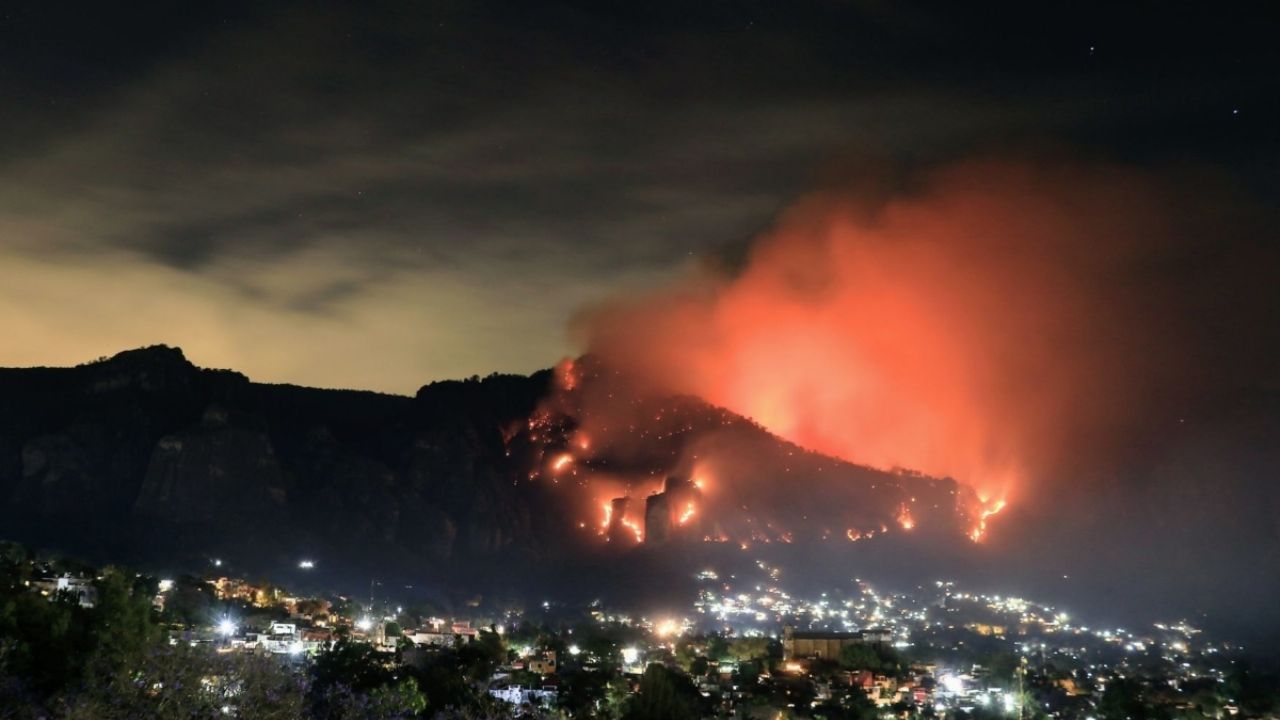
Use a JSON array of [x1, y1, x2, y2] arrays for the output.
[[0, 346, 976, 602], [134, 405, 288, 523], [0, 346, 564, 582]]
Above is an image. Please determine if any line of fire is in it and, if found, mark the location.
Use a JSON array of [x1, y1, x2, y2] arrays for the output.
[[508, 357, 1008, 551]]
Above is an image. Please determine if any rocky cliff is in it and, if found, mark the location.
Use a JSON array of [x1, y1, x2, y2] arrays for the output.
[[0, 346, 978, 603], [0, 347, 567, 579]]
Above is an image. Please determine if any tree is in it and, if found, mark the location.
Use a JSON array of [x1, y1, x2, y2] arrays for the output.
[[602, 676, 632, 720], [689, 656, 709, 676], [161, 575, 215, 627], [450, 630, 505, 683], [233, 652, 310, 720], [312, 638, 395, 695], [331, 597, 361, 622], [559, 668, 611, 718], [311, 677, 427, 720], [985, 651, 1021, 688], [407, 644, 517, 716], [476, 629, 506, 662], [59, 643, 306, 720], [839, 643, 899, 673], [624, 664, 700, 720], [1226, 664, 1280, 717], [728, 637, 771, 662], [85, 568, 161, 683], [366, 678, 427, 718], [706, 634, 730, 662], [733, 660, 762, 686], [673, 640, 698, 672], [310, 639, 432, 719], [839, 644, 880, 671], [0, 589, 89, 698], [1099, 677, 1147, 720]]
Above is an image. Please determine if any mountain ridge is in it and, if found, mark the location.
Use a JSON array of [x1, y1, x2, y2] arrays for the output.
[[0, 345, 978, 607]]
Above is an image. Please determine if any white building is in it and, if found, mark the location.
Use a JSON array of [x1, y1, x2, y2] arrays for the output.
[[261, 622, 303, 655], [31, 575, 97, 607], [489, 685, 557, 709], [404, 622, 479, 647]]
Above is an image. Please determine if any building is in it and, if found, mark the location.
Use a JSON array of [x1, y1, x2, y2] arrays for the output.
[[489, 684, 557, 709], [861, 628, 892, 645], [404, 621, 480, 647], [260, 621, 302, 654], [528, 650, 557, 675], [30, 575, 97, 607], [783, 626, 891, 660], [209, 577, 277, 606]]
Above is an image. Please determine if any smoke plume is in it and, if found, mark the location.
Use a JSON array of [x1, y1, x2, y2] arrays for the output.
[[576, 158, 1275, 511]]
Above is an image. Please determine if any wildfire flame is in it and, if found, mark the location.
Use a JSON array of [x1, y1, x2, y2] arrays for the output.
[[620, 516, 644, 542], [536, 348, 1009, 549], [969, 499, 1007, 542], [678, 502, 696, 525], [896, 504, 915, 531], [599, 502, 612, 534], [577, 161, 1206, 523]]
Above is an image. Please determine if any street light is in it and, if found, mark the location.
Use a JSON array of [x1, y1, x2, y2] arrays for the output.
[[217, 618, 236, 637]]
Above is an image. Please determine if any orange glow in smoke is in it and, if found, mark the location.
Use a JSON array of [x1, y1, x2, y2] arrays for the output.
[[582, 162, 1183, 522], [556, 358, 579, 392]]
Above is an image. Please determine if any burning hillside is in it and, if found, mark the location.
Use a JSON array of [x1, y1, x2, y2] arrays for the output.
[[569, 159, 1270, 530], [504, 356, 998, 550], [0, 343, 994, 600]]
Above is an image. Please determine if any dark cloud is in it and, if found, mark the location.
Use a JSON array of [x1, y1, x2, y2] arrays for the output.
[[0, 1, 1275, 389]]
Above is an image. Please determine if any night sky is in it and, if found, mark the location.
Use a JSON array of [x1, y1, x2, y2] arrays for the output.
[[2, 0, 1280, 647], [1, 1, 1275, 390]]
